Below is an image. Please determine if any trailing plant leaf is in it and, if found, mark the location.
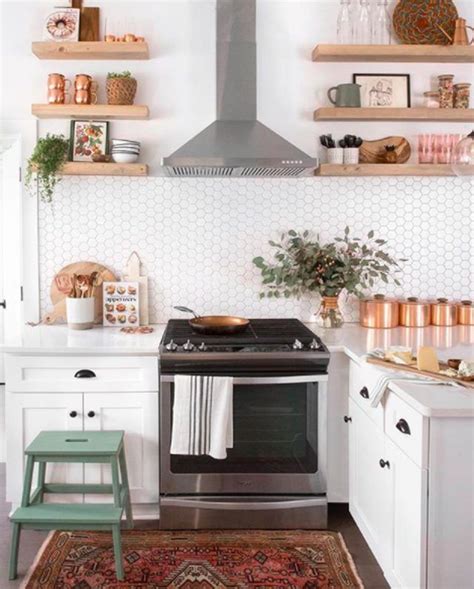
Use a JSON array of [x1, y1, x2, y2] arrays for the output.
[[253, 228, 403, 299], [26, 134, 69, 204]]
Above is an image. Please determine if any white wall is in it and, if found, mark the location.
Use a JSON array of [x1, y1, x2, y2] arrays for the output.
[[1, 0, 473, 323]]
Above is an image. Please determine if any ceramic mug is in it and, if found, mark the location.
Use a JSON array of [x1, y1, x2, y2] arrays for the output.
[[327, 83, 361, 107]]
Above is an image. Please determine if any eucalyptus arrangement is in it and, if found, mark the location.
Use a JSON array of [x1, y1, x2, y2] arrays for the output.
[[253, 228, 404, 327], [26, 134, 69, 204]]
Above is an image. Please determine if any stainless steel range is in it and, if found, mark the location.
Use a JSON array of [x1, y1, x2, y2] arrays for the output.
[[159, 319, 330, 530]]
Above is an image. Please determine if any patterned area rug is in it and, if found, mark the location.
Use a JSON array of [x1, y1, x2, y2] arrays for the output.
[[23, 530, 364, 588]]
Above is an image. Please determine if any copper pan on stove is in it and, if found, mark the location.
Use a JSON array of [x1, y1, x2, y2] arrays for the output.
[[174, 306, 250, 335]]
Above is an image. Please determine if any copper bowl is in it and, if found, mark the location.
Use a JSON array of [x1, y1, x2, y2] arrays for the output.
[[399, 297, 431, 327], [431, 298, 458, 326], [458, 300, 474, 326], [360, 294, 399, 329]]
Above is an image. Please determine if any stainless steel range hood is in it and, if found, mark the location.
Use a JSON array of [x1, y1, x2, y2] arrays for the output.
[[163, 0, 317, 177]]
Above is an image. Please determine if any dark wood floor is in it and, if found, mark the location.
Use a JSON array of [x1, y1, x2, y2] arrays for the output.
[[0, 464, 388, 588]]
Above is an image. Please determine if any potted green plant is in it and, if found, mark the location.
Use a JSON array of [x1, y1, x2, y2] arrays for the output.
[[26, 134, 69, 204], [253, 227, 404, 328], [106, 71, 137, 105]]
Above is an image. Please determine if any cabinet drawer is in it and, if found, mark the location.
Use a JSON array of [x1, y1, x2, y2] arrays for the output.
[[349, 361, 384, 430], [384, 391, 427, 468], [6, 356, 158, 393]]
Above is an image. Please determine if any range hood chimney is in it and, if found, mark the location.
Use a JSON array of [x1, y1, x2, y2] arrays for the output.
[[163, 0, 317, 177]]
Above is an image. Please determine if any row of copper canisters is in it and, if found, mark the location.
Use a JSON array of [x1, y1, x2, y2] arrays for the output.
[[360, 295, 474, 329], [47, 73, 98, 105]]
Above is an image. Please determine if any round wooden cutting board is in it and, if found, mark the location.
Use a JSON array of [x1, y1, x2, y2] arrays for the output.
[[43, 261, 117, 324]]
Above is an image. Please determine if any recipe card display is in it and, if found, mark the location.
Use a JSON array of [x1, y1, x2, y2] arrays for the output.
[[103, 281, 140, 327]]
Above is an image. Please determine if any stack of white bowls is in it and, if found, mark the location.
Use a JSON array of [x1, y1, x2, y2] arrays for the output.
[[111, 139, 141, 163]]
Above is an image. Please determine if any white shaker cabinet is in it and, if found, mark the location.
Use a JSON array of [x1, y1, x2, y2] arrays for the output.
[[5, 355, 160, 516], [348, 359, 472, 589]]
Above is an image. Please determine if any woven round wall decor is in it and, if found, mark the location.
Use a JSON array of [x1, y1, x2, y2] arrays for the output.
[[393, 0, 458, 45]]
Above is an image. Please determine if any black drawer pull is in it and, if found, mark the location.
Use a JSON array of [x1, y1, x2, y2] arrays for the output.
[[379, 459, 390, 469], [396, 418, 411, 435], [359, 386, 369, 399], [74, 369, 96, 379], [344, 415, 352, 423], [87, 411, 96, 418], [69, 411, 78, 418]]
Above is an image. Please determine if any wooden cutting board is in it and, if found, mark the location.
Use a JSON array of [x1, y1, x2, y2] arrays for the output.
[[366, 357, 474, 389], [72, 0, 100, 41], [123, 252, 149, 325], [360, 136, 411, 164], [42, 261, 117, 325]]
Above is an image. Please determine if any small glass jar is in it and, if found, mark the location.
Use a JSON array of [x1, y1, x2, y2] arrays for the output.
[[454, 83, 471, 109], [438, 74, 454, 108], [423, 91, 440, 108], [316, 296, 344, 329]]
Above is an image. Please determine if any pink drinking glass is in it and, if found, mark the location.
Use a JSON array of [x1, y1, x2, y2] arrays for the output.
[[418, 134, 434, 164], [436, 135, 451, 164]]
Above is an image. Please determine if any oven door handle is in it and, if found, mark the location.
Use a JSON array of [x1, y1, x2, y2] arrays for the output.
[[161, 497, 326, 510], [160, 374, 328, 385]]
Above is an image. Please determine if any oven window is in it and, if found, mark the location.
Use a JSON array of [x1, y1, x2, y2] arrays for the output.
[[170, 383, 318, 474]]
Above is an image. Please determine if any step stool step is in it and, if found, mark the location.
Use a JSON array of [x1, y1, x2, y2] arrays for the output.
[[26, 431, 124, 456], [11, 503, 123, 525]]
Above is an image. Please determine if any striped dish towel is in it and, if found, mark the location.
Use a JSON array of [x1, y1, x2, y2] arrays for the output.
[[170, 375, 233, 459]]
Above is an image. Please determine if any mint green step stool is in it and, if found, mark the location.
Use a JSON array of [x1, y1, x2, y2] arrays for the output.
[[9, 430, 133, 581]]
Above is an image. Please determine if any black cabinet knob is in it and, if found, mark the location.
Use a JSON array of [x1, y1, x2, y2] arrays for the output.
[[379, 459, 390, 469], [396, 418, 411, 435], [69, 411, 78, 418], [87, 411, 95, 418], [359, 386, 369, 399], [344, 415, 352, 423], [74, 369, 96, 379]]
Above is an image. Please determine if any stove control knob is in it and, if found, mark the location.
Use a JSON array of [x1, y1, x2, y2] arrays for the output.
[[165, 339, 178, 352], [292, 338, 304, 350], [198, 342, 207, 352], [183, 339, 195, 352], [309, 338, 322, 351]]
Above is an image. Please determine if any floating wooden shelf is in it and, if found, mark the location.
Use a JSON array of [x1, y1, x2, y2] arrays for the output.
[[58, 162, 148, 176], [312, 44, 474, 63], [313, 107, 474, 122], [32, 104, 149, 120], [315, 164, 474, 177], [32, 41, 149, 60]]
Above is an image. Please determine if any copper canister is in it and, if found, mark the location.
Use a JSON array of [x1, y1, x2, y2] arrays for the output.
[[360, 294, 399, 329], [399, 297, 431, 327], [458, 300, 474, 325], [431, 298, 458, 326]]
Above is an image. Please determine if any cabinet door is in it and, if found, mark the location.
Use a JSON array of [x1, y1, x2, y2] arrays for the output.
[[6, 392, 83, 504], [349, 399, 393, 571], [386, 437, 427, 589], [83, 392, 159, 503]]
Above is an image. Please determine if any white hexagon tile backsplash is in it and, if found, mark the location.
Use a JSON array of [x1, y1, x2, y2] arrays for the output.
[[38, 176, 473, 324]]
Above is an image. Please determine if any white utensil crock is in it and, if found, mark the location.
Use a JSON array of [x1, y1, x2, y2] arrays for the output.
[[66, 297, 95, 330], [343, 147, 359, 164], [327, 148, 344, 164]]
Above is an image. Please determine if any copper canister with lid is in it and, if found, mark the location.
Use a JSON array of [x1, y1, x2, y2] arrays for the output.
[[360, 294, 399, 329], [458, 300, 474, 325], [431, 298, 458, 326], [399, 297, 431, 327]]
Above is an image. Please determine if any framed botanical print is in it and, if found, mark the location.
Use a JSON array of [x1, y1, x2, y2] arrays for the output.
[[353, 73, 411, 108], [70, 121, 109, 162], [43, 8, 80, 42]]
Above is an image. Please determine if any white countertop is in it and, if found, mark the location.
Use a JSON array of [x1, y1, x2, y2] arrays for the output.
[[3, 323, 474, 417]]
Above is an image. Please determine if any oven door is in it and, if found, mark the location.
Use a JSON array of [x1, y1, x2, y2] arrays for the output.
[[160, 374, 327, 496]]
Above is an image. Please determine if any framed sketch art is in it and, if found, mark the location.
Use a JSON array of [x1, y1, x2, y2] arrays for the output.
[[353, 74, 411, 108], [69, 121, 109, 162]]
